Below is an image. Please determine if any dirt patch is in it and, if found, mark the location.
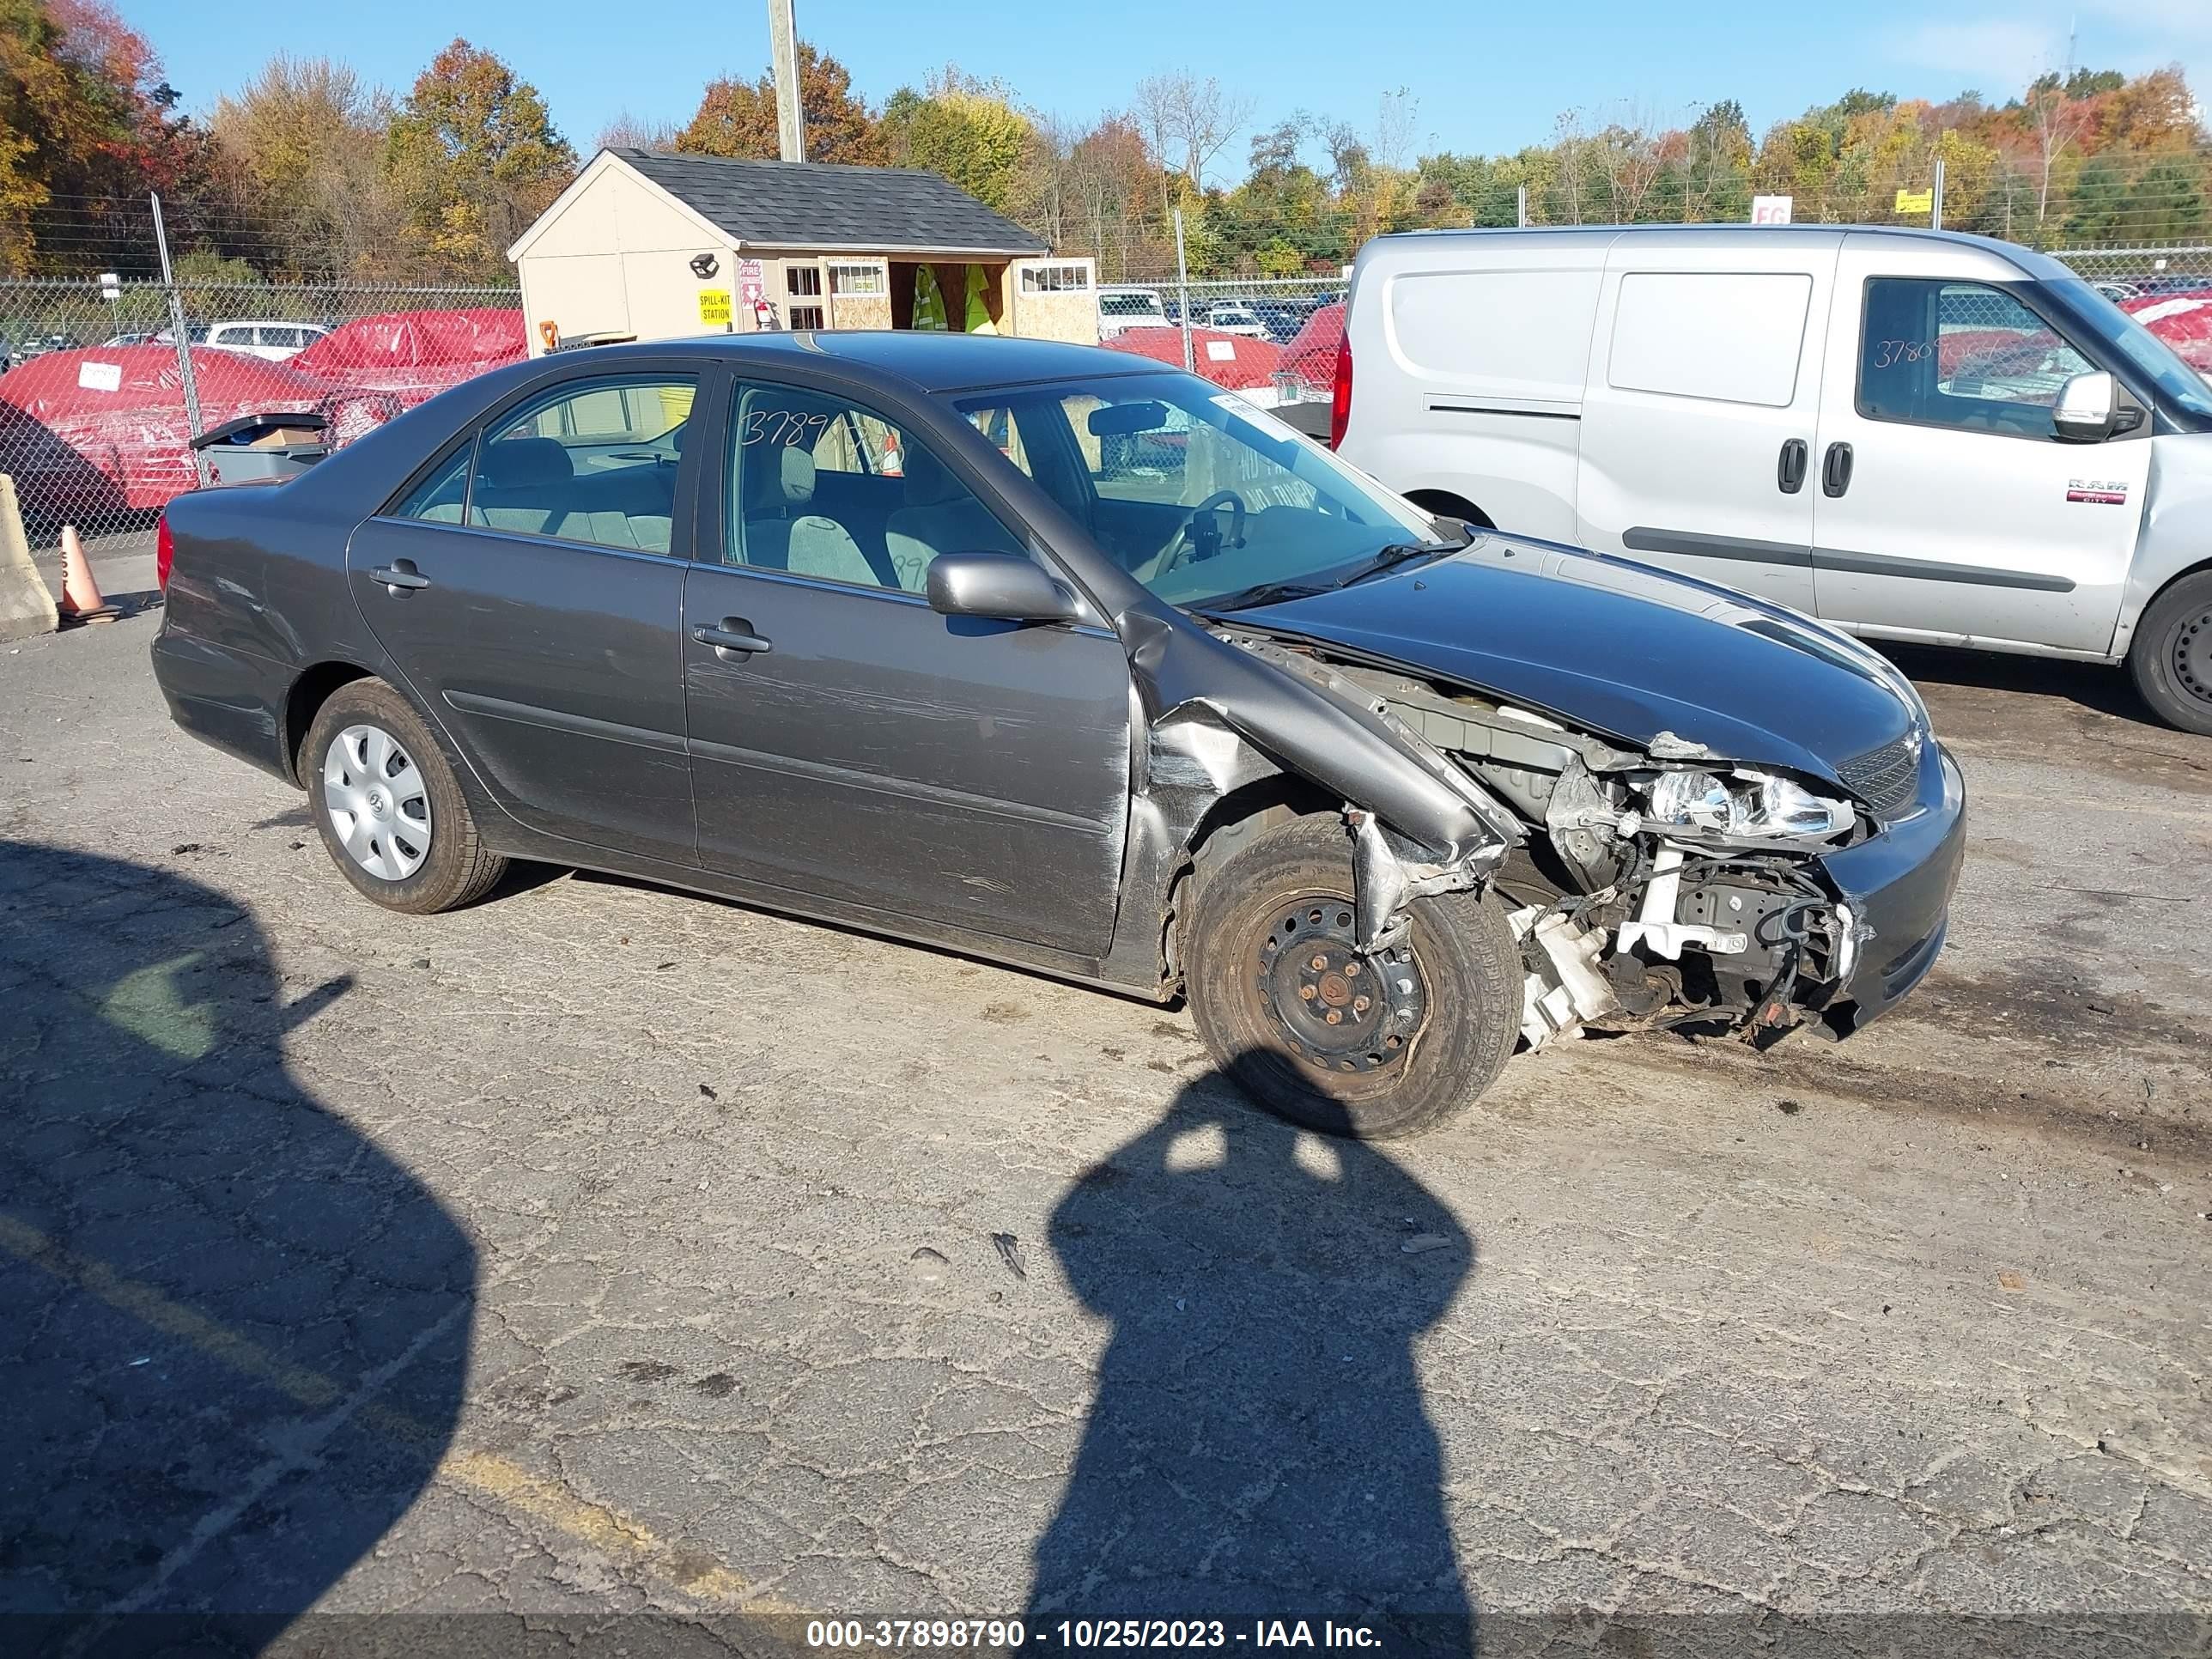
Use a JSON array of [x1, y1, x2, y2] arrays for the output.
[[1898, 957, 2207, 1059]]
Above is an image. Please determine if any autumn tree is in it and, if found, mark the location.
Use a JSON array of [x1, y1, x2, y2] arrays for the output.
[[0, 0, 200, 272], [677, 42, 882, 165], [385, 39, 574, 279], [208, 56, 398, 278], [1133, 71, 1255, 205]]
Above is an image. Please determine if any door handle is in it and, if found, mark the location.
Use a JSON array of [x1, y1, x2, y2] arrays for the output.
[[1821, 441, 1854, 498], [691, 618, 773, 658], [1777, 438, 1808, 495], [370, 560, 430, 592]]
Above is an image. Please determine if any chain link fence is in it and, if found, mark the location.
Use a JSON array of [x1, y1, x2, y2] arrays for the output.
[[0, 277, 521, 551]]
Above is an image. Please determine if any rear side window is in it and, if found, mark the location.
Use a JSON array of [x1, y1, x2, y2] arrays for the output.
[[1857, 278, 2097, 439], [468, 377, 696, 552], [1607, 270, 1812, 407], [393, 441, 477, 524]]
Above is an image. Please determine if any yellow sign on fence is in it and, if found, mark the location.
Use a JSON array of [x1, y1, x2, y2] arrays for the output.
[[697, 289, 733, 325], [1894, 188, 1934, 215]]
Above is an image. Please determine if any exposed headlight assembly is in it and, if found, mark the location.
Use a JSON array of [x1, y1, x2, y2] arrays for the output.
[[1643, 769, 1853, 840]]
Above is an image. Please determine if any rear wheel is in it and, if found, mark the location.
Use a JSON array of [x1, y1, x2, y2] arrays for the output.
[[303, 678, 506, 914], [1184, 815, 1520, 1139], [2129, 570, 2212, 737]]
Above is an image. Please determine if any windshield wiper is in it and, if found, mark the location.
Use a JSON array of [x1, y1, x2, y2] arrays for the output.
[[1337, 529, 1474, 587], [1191, 579, 1335, 615]]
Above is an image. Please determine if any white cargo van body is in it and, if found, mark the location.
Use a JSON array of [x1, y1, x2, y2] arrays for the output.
[[1337, 226, 2212, 732]]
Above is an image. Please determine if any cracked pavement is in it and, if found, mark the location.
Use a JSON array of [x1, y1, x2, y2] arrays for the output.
[[1, 613, 2208, 1656]]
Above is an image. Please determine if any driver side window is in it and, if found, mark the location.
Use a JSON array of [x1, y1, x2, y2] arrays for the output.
[[1858, 278, 2095, 439]]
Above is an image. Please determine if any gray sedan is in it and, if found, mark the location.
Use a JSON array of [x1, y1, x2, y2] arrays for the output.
[[153, 333, 1963, 1139]]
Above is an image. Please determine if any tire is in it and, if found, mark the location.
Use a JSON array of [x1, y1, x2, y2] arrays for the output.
[[1184, 814, 1521, 1139], [302, 678, 507, 915], [2129, 570, 2212, 737]]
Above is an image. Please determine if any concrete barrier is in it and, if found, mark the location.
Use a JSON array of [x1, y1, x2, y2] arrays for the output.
[[0, 475, 59, 641]]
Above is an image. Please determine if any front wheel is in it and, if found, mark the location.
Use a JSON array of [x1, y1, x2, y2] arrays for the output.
[[2129, 570, 2212, 737], [1183, 815, 1521, 1139]]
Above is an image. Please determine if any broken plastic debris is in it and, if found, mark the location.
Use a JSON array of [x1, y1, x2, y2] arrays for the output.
[[1401, 1233, 1452, 1255], [907, 1246, 950, 1287], [991, 1232, 1027, 1279]]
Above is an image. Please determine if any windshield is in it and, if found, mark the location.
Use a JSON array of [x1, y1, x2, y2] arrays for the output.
[[950, 370, 1442, 609], [2045, 277, 2212, 422]]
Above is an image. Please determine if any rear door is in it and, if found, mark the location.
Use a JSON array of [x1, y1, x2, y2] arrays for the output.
[[346, 367, 705, 863], [1576, 235, 1839, 611], [1808, 236, 2148, 653]]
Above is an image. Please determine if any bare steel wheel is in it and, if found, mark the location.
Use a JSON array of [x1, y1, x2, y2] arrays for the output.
[[323, 723, 433, 882], [1185, 814, 1519, 1139], [302, 678, 507, 915], [2130, 569, 2212, 737]]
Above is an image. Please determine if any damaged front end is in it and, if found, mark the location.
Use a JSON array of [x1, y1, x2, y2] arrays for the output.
[[1206, 635, 1897, 1055]]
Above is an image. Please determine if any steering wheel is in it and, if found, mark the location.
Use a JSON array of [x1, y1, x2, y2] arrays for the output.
[[1156, 489, 1249, 576]]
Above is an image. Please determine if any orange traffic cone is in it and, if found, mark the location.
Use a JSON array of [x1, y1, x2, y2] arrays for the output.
[[58, 525, 117, 626]]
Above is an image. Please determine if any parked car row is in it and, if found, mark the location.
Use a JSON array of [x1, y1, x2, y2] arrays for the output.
[[1097, 284, 1344, 345]]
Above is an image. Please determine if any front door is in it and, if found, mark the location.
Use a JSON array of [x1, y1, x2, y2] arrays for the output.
[[1808, 236, 2148, 653], [1576, 236, 1840, 611], [347, 370, 703, 863], [682, 376, 1132, 957]]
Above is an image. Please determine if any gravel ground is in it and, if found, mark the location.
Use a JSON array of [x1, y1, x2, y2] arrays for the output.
[[2, 610, 2207, 1656]]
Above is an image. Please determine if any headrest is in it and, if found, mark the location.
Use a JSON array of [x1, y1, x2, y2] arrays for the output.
[[898, 445, 967, 511], [478, 435, 571, 490], [744, 441, 815, 510]]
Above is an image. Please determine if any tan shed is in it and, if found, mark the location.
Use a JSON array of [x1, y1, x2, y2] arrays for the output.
[[507, 148, 1097, 354]]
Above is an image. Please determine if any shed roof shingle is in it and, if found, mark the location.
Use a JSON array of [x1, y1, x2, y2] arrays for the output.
[[611, 149, 1048, 256]]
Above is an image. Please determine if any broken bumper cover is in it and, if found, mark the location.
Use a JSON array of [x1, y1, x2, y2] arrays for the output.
[[1814, 739, 1966, 1033]]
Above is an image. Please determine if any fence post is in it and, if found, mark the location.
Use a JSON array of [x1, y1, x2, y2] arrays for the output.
[[1173, 208, 1194, 374], [1930, 157, 1946, 230], [151, 193, 207, 485]]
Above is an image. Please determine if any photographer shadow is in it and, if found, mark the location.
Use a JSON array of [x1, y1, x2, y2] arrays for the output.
[[1028, 1071, 1474, 1653], [0, 841, 475, 1655]]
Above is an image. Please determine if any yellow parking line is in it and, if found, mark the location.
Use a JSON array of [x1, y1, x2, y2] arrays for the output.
[[0, 1213, 798, 1614]]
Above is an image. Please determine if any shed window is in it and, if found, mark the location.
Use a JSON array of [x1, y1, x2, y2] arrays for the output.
[[786, 265, 823, 297], [829, 262, 885, 295], [1021, 263, 1093, 294]]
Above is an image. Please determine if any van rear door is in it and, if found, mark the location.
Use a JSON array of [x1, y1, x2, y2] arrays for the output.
[[1577, 235, 1839, 611], [1806, 234, 2146, 654]]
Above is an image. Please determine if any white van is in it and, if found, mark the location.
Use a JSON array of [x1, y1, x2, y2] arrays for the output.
[[1333, 226, 2212, 733], [1097, 285, 1171, 340]]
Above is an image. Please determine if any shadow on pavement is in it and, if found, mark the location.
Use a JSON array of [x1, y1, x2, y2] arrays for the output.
[[1028, 1071, 1474, 1652], [1877, 641, 2146, 725], [0, 840, 475, 1654]]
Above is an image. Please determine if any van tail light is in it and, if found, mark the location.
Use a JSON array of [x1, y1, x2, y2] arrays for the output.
[[1328, 332, 1353, 450], [155, 512, 173, 590]]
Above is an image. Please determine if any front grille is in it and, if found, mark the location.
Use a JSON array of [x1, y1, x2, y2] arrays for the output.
[[1838, 732, 1922, 819]]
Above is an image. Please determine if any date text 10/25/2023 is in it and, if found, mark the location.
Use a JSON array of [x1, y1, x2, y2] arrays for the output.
[[805, 1620, 1384, 1650]]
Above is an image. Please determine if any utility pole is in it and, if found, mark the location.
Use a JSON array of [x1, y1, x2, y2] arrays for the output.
[[768, 0, 805, 162]]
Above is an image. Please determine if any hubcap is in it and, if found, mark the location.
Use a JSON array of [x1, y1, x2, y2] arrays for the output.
[[323, 723, 432, 882], [1253, 896, 1426, 1074], [2173, 608, 2212, 708]]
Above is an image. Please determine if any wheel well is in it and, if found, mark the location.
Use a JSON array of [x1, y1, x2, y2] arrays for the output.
[[283, 661, 375, 784], [1404, 489, 1494, 530], [1161, 776, 1338, 986]]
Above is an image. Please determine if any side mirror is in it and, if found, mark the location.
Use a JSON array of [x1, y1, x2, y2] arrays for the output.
[[925, 552, 1081, 624], [2052, 370, 2118, 442]]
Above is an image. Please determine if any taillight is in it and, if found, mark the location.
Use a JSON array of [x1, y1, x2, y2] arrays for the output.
[[155, 513, 173, 590], [1328, 331, 1353, 450]]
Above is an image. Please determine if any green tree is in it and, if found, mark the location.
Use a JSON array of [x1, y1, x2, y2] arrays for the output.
[[879, 69, 1031, 211], [209, 56, 398, 278], [385, 38, 574, 279]]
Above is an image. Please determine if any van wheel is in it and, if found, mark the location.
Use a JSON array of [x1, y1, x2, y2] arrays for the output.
[[2129, 570, 2212, 737], [302, 678, 507, 914], [1184, 815, 1519, 1139]]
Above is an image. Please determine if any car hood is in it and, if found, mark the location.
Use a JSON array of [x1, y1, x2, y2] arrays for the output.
[[1228, 535, 1922, 784]]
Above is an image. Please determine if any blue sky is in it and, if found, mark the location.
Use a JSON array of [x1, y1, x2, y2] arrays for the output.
[[131, 0, 2209, 179]]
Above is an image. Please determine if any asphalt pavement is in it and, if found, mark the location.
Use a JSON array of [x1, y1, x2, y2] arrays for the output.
[[2, 605, 2207, 1656]]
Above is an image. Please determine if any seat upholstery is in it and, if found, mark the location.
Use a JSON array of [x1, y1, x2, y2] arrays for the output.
[[471, 436, 571, 536], [884, 449, 1024, 592], [738, 443, 877, 588]]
